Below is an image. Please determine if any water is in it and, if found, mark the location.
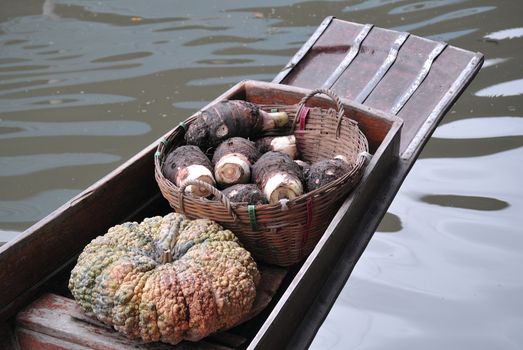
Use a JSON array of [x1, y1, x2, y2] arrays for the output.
[[0, 0, 521, 348]]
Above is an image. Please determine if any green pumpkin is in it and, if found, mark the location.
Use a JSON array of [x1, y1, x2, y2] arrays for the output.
[[69, 213, 260, 345]]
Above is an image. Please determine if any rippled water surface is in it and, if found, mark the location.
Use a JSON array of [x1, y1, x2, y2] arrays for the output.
[[1, 0, 522, 348]]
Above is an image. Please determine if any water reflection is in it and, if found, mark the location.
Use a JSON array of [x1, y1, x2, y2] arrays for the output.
[[0, 230, 21, 245], [50, 2, 185, 26], [0, 94, 134, 112], [426, 28, 477, 42], [0, 120, 151, 139], [420, 194, 509, 211], [434, 116, 523, 139], [0, 189, 79, 225], [476, 78, 523, 97], [408, 149, 523, 198], [42, 0, 59, 20], [186, 73, 273, 86], [0, 64, 50, 72], [184, 35, 263, 47], [91, 51, 153, 63], [376, 212, 403, 233], [155, 24, 229, 33], [485, 27, 523, 40], [422, 136, 523, 158], [0, 3, 292, 101], [343, 0, 405, 13], [0, 153, 121, 176], [388, 0, 468, 15], [482, 58, 510, 68], [393, 6, 496, 32]]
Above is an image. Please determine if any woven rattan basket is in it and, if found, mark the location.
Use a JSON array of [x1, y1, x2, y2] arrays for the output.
[[154, 88, 369, 266]]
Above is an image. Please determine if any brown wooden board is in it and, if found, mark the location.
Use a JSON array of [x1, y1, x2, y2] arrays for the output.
[[0, 321, 19, 350], [363, 36, 443, 114], [329, 27, 409, 103], [277, 17, 483, 155], [281, 19, 363, 89], [15, 265, 287, 350], [397, 46, 482, 158]]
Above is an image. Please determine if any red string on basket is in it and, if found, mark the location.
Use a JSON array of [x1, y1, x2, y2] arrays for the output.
[[298, 106, 310, 131]]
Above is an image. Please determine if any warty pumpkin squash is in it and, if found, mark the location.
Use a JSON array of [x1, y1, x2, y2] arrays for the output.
[[68, 213, 260, 345]]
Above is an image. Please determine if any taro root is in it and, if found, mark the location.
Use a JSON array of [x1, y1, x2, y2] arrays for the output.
[[185, 100, 289, 150], [222, 184, 267, 205], [294, 159, 311, 180], [212, 137, 261, 187], [162, 145, 215, 196], [307, 157, 354, 192], [252, 151, 304, 204], [255, 135, 298, 159]]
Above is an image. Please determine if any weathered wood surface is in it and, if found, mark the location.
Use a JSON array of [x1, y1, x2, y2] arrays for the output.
[[15, 265, 287, 350], [17, 329, 97, 350], [0, 321, 19, 350], [277, 17, 483, 155]]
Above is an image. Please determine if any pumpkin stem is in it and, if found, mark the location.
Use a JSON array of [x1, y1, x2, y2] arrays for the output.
[[161, 249, 172, 264]]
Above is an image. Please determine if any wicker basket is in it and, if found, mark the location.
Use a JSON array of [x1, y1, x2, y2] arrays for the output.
[[154, 88, 370, 266]]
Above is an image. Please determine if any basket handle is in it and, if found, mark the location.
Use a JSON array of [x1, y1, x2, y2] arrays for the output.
[[292, 88, 346, 138], [177, 179, 240, 224]]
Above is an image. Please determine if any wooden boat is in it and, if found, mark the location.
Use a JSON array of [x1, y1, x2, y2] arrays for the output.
[[0, 17, 483, 350]]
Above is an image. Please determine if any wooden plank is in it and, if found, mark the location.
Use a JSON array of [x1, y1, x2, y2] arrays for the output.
[[275, 18, 483, 157], [17, 329, 92, 350], [16, 294, 232, 350], [282, 19, 364, 88], [353, 32, 410, 103], [330, 28, 409, 102], [15, 265, 287, 350], [321, 24, 374, 88], [0, 321, 19, 350], [363, 36, 441, 112], [389, 42, 447, 114], [272, 16, 334, 84], [398, 48, 483, 155]]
